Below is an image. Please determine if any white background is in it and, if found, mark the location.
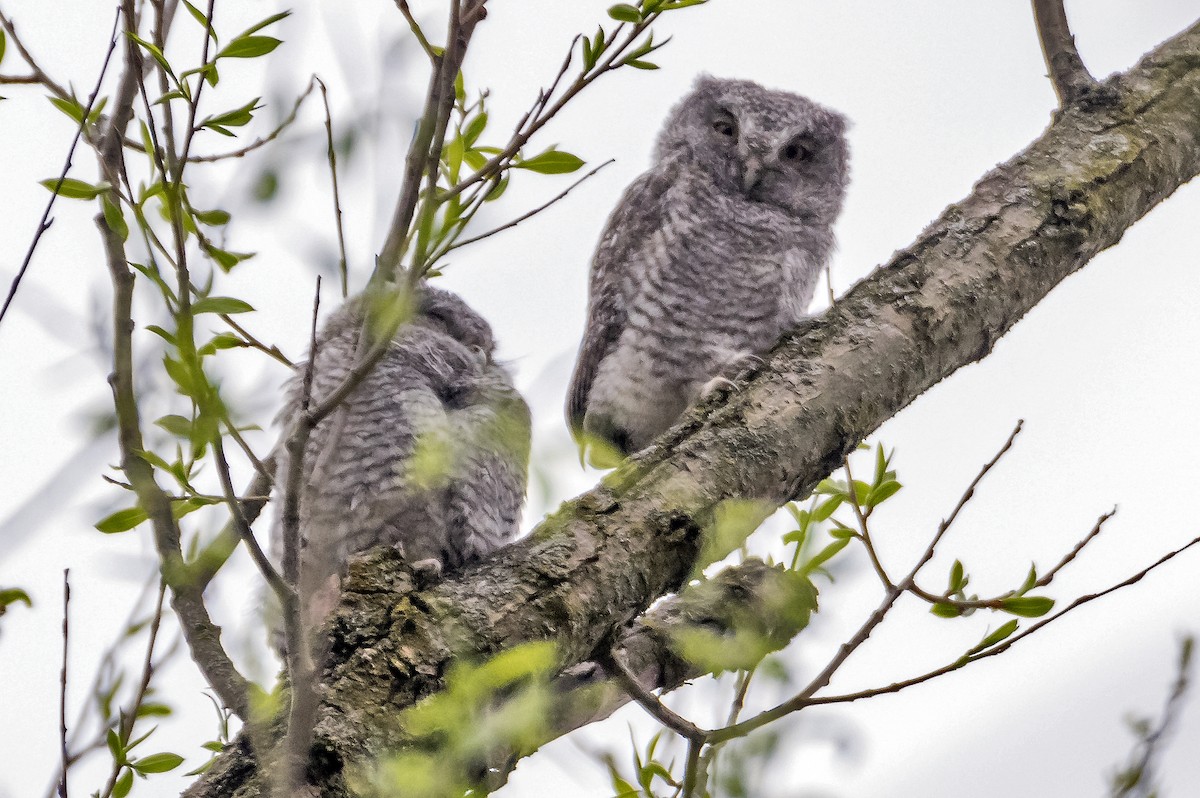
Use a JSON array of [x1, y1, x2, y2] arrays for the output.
[[1, 1, 1199, 796]]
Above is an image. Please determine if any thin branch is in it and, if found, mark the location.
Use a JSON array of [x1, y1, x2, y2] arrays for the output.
[[0, 7, 121, 332], [445, 158, 614, 252], [58, 569, 69, 798], [99, 0, 251, 719], [908, 420, 1024, 576], [605, 650, 705, 743], [1037, 507, 1116, 586], [96, 582, 168, 798], [192, 466, 275, 592], [393, 0, 438, 63], [0, 9, 71, 98], [1031, 0, 1097, 106], [217, 313, 294, 367], [314, 77, 349, 298], [186, 78, 317, 163], [279, 276, 323, 798], [0, 72, 42, 84], [680, 738, 703, 798], [210, 436, 292, 604]]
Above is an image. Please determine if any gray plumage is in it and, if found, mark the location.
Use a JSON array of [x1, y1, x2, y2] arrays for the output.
[[273, 284, 530, 629], [567, 76, 849, 461]]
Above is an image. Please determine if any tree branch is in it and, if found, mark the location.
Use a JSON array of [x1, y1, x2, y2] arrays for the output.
[[184, 18, 1200, 795], [1032, 0, 1098, 106]]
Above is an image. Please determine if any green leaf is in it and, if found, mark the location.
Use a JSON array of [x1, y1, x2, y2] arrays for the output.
[[201, 741, 226, 753], [462, 112, 488, 147], [144, 325, 175, 344], [193, 208, 231, 226], [201, 243, 254, 273], [607, 3, 643, 23], [126, 32, 175, 78], [866, 479, 902, 506], [930, 601, 963, 618], [113, 768, 133, 798], [190, 296, 254, 315], [515, 149, 585, 175], [201, 97, 262, 130], [155, 414, 193, 438], [217, 36, 281, 59], [0, 588, 32, 610], [1018, 563, 1038, 595], [0, 28, 7, 66], [95, 507, 149, 534], [49, 95, 86, 124], [239, 10, 291, 38], [484, 175, 509, 202], [132, 752, 184, 774], [102, 196, 129, 241], [198, 333, 247, 356], [622, 58, 659, 70], [107, 728, 124, 760], [39, 177, 109, 200], [972, 619, 1020, 653], [136, 702, 173, 718], [812, 494, 842, 522], [949, 559, 965, 592], [182, 0, 218, 41], [999, 596, 1055, 618], [802, 536, 851, 576]]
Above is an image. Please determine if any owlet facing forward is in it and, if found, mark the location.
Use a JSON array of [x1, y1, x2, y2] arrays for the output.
[[567, 76, 849, 463], [273, 284, 530, 630]]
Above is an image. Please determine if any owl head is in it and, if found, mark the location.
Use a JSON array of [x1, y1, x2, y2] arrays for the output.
[[654, 75, 849, 223], [417, 284, 496, 357]]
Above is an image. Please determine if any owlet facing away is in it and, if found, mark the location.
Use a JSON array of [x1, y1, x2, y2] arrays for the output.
[[567, 76, 849, 463], [272, 284, 531, 631]]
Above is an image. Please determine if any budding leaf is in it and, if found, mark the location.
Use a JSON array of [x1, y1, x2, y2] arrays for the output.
[[39, 178, 109, 200], [607, 3, 643, 23], [217, 36, 281, 59], [190, 296, 254, 315], [515, 149, 585, 174], [95, 507, 149, 534], [999, 596, 1055, 618]]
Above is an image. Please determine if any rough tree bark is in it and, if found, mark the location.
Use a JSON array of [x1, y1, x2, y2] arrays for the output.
[[185, 17, 1200, 797]]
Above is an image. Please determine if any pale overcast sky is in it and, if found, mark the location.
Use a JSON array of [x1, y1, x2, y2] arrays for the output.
[[2, 2, 1199, 796]]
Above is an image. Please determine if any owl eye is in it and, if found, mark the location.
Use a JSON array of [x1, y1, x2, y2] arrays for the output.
[[780, 138, 813, 163], [711, 111, 738, 139]]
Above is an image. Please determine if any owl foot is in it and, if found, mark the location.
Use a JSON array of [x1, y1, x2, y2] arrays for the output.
[[700, 375, 738, 399]]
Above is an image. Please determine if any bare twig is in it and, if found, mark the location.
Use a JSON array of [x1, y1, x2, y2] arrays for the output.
[[605, 649, 705, 743], [217, 313, 294, 367], [279, 276, 323, 798], [314, 77, 349, 298], [211, 437, 292, 603], [445, 158, 614, 252], [1111, 636, 1194, 797], [1031, 0, 1097, 106], [95, 582, 168, 798], [186, 78, 317, 163], [393, 0, 438, 62], [0, 9, 70, 98], [1037, 507, 1116, 586], [0, 7, 121, 331], [192, 466, 275, 592], [58, 569, 69, 798]]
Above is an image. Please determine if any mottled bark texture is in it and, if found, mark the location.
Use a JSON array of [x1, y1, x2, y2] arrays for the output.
[[185, 19, 1200, 797]]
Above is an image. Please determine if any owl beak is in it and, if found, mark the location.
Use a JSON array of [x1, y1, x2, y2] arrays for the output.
[[742, 157, 764, 193]]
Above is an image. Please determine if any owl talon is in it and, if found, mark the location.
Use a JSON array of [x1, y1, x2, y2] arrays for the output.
[[700, 375, 738, 398]]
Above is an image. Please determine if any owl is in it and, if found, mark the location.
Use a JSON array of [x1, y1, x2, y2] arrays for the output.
[[272, 283, 531, 631], [566, 76, 849, 464]]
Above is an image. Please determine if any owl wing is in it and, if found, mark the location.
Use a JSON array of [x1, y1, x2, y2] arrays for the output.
[[443, 367, 532, 568], [566, 166, 677, 438]]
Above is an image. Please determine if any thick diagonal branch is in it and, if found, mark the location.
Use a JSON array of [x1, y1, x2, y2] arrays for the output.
[[186, 18, 1200, 796]]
